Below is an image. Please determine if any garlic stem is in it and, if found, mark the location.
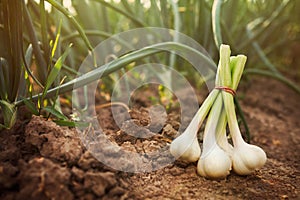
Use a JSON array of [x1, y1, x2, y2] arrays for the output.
[[197, 93, 232, 179], [218, 44, 232, 87], [215, 108, 233, 154], [231, 55, 247, 90], [170, 89, 219, 161], [218, 45, 245, 146], [222, 92, 244, 147], [201, 93, 223, 154], [183, 89, 220, 139]]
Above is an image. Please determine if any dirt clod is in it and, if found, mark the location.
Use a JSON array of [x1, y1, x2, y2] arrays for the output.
[[17, 157, 73, 200], [84, 171, 117, 197]]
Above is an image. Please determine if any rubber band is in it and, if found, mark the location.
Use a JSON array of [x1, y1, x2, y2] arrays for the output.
[[215, 86, 236, 96]]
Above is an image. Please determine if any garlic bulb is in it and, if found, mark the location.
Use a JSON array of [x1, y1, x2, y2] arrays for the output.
[[232, 142, 267, 175], [170, 135, 201, 162], [197, 143, 232, 179]]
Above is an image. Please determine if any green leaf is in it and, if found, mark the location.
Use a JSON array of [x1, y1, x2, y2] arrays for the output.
[[0, 100, 17, 129], [46, 0, 94, 51], [42, 44, 72, 99], [53, 120, 89, 127], [23, 44, 44, 89], [23, 2, 48, 83], [24, 44, 33, 68], [42, 106, 68, 120], [0, 58, 9, 100], [91, 0, 146, 27], [16, 42, 216, 106], [0, 124, 6, 130], [53, 120, 75, 127], [244, 69, 300, 95], [40, 0, 50, 65], [51, 19, 62, 59], [212, 0, 223, 49], [23, 98, 39, 115]]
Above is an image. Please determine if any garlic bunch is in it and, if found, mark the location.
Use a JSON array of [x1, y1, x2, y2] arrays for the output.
[[169, 44, 267, 179]]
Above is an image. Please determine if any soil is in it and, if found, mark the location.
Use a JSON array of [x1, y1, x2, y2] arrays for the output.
[[0, 77, 299, 200]]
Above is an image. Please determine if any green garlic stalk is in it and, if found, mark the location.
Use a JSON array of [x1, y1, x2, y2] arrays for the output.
[[215, 107, 233, 155], [215, 55, 247, 156], [170, 90, 219, 162]]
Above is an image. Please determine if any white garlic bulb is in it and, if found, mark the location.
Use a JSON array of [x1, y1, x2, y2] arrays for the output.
[[197, 143, 232, 179], [232, 142, 267, 175]]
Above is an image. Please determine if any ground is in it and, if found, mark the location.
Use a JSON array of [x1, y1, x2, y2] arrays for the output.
[[0, 77, 299, 200]]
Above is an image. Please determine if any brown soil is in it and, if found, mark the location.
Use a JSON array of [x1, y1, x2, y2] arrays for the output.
[[0, 78, 299, 200]]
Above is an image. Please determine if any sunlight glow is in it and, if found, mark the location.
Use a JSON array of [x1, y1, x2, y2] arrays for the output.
[[32, 0, 52, 12]]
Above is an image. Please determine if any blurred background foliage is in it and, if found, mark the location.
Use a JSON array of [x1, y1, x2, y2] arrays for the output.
[[0, 0, 300, 128], [31, 0, 300, 86]]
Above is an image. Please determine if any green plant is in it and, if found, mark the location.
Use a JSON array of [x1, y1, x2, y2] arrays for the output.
[[0, 0, 24, 128], [0, 0, 76, 128]]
